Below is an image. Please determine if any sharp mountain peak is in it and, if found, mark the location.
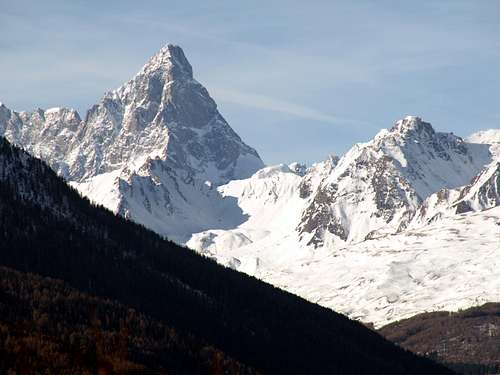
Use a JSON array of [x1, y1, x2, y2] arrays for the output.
[[140, 43, 193, 80], [390, 115, 436, 138]]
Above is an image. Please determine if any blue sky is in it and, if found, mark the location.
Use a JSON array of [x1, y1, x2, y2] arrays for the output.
[[1, 0, 499, 165]]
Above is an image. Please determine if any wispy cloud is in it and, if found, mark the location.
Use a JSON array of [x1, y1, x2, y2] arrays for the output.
[[212, 88, 369, 127]]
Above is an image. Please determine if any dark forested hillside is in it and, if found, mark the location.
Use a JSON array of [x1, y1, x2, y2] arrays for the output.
[[379, 304, 500, 375], [0, 266, 255, 374], [0, 137, 453, 374]]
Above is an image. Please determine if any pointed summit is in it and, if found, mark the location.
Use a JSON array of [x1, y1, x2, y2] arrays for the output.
[[0, 44, 264, 241], [106, 43, 208, 114], [0, 102, 10, 119], [141, 44, 193, 81], [391, 115, 435, 139], [67, 43, 263, 183]]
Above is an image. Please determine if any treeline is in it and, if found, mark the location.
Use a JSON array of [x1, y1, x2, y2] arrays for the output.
[[0, 137, 453, 374]]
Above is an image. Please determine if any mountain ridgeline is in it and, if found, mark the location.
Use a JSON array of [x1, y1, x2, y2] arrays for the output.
[[0, 44, 264, 242]]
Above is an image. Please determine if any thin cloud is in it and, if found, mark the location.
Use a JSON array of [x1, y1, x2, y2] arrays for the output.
[[212, 88, 367, 127]]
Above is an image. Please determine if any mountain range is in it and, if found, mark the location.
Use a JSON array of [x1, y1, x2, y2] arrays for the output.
[[0, 45, 263, 243], [1, 44, 499, 331], [0, 134, 452, 374]]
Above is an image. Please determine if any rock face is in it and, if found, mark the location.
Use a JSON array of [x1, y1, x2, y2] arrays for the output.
[[0, 44, 264, 241], [411, 162, 500, 226], [69, 45, 262, 184], [296, 116, 491, 247], [410, 129, 500, 227], [0, 105, 81, 177]]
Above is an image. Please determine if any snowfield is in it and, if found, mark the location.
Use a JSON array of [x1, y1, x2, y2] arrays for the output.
[[211, 206, 500, 327]]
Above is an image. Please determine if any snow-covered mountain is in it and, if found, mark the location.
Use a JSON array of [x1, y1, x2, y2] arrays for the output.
[[1, 44, 499, 327], [297, 116, 491, 247], [189, 116, 493, 254], [69, 45, 263, 184], [0, 45, 264, 241], [187, 117, 499, 326]]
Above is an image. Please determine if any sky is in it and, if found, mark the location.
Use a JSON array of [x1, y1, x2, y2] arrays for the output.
[[1, 0, 500, 165]]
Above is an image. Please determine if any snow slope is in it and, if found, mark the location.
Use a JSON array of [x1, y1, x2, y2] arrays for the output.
[[188, 163, 307, 264], [409, 129, 500, 227], [467, 129, 500, 145], [193, 205, 500, 327], [284, 205, 500, 327]]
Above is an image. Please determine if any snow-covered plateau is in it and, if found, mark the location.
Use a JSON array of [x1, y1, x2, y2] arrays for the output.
[[1, 44, 499, 326]]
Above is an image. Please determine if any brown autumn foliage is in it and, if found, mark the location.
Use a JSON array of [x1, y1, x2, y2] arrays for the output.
[[379, 303, 500, 374], [0, 266, 257, 375]]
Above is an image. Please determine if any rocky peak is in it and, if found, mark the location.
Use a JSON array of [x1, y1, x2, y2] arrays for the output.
[[97, 44, 218, 134], [142, 44, 194, 81], [295, 115, 493, 247], [390, 116, 435, 140], [117, 44, 194, 95], [288, 162, 307, 176], [0, 103, 11, 123], [44, 107, 82, 124]]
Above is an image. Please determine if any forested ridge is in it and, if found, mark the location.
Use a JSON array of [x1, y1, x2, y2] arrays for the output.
[[380, 303, 500, 375], [0, 137, 454, 374]]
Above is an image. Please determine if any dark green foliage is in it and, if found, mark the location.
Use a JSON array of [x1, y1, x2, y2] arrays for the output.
[[0, 137, 454, 374]]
